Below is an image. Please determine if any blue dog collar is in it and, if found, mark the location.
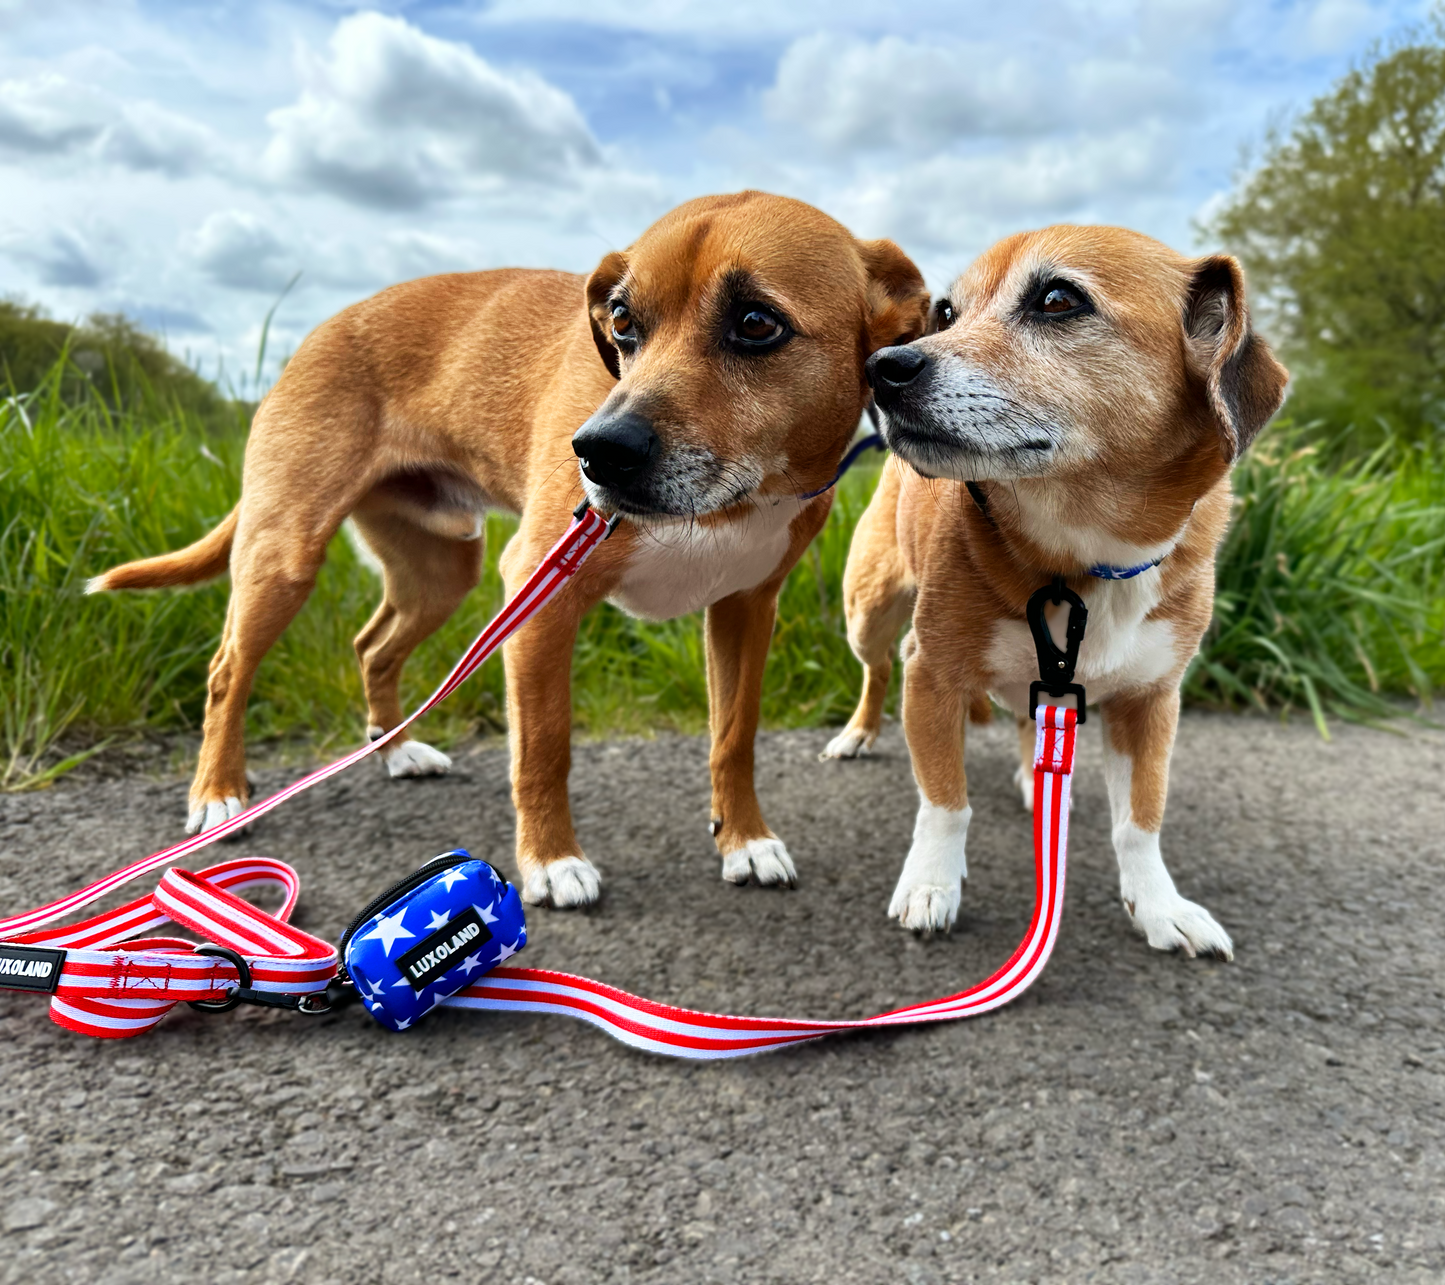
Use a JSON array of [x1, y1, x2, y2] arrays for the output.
[[1086, 558, 1163, 580]]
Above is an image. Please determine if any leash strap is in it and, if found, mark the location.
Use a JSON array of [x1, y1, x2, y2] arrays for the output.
[[0, 507, 614, 1037], [443, 705, 1077, 1059], [2, 498, 1078, 1053]]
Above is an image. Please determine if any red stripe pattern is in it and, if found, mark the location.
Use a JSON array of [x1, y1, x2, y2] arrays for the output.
[[442, 705, 1079, 1059]]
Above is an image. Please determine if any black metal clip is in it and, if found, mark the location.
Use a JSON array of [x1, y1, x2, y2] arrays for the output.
[[1027, 576, 1088, 724], [188, 946, 334, 1016]]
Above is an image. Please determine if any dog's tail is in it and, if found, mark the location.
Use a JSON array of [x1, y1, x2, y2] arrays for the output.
[[86, 504, 239, 593]]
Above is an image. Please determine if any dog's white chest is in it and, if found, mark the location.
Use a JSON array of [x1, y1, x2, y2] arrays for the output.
[[985, 574, 1179, 712], [608, 503, 800, 621]]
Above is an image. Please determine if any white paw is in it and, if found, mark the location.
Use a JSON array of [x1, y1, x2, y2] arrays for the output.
[[522, 856, 601, 908], [888, 880, 962, 934], [888, 799, 971, 934], [1125, 893, 1234, 960], [720, 838, 797, 887], [819, 727, 874, 760], [383, 739, 453, 778], [185, 795, 244, 835], [1013, 764, 1035, 813]]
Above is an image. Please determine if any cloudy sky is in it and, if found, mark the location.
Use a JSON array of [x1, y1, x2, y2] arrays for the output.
[[0, 0, 1429, 388]]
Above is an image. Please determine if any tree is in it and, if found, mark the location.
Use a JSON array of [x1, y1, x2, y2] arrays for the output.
[[1209, 14, 1445, 445]]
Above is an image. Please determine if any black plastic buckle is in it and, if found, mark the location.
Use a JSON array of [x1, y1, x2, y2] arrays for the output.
[[188, 946, 334, 1016], [1027, 576, 1088, 724]]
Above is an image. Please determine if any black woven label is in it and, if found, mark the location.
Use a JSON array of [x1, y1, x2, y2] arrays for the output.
[[394, 907, 492, 992], [0, 945, 66, 993]]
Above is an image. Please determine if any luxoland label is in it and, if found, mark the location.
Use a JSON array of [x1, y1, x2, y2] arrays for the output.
[[393, 907, 492, 993], [0, 945, 66, 994]]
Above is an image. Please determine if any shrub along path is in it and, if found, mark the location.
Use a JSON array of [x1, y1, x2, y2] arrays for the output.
[[0, 714, 1441, 1284]]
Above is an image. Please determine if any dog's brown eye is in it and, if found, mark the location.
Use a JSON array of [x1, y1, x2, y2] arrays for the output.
[[611, 304, 633, 335], [738, 309, 781, 341], [726, 304, 791, 352], [932, 299, 956, 332], [1031, 281, 1089, 318]]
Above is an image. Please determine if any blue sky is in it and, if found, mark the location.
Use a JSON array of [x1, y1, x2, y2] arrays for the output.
[[0, 0, 1431, 388]]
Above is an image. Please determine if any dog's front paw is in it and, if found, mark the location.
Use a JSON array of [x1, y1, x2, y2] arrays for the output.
[[1125, 893, 1233, 960], [720, 838, 797, 887], [888, 799, 971, 934], [888, 878, 961, 934], [522, 856, 601, 909], [819, 727, 874, 760], [186, 795, 244, 835], [380, 738, 453, 778]]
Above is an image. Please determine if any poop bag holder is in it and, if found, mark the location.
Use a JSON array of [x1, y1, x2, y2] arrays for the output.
[[340, 850, 527, 1032]]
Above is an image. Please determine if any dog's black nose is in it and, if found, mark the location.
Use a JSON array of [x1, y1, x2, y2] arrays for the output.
[[572, 412, 659, 488], [866, 346, 929, 389]]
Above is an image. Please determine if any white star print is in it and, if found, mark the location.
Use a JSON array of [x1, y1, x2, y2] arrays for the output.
[[458, 951, 486, 976], [360, 907, 414, 957], [393, 1016, 411, 1031], [437, 868, 468, 893], [492, 938, 520, 964], [426, 909, 451, 931], [474, 901, 498, 926], [361, 977, 389, 1002]]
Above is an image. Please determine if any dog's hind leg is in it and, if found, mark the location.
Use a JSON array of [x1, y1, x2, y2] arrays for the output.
[[349, 509, 484, 778], [187, 509, 334, 833], [821, 460, 913, 760]]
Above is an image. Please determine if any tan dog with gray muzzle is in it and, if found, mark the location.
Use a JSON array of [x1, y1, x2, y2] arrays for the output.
[[824, 225, 1287, 956], [89, 191, 927, 908]]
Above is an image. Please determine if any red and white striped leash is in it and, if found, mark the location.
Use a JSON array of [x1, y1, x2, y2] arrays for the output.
[[1, 501, 1080, 1053], [446, 705, 1077, 1059]]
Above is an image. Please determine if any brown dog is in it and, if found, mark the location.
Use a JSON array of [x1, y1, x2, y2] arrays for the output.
[[90, 191, 927, 907], [823, 225, 1286, 955]]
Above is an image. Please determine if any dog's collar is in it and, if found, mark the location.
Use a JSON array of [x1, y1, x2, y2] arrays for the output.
[[965, 480, 1165, 581]]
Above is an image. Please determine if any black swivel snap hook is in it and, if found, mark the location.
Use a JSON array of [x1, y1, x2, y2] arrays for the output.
[[1027, 575, 1088, 724], [188, 945, 335, 1016]]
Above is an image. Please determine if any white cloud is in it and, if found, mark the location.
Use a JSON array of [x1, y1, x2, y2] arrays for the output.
[[839, 124, 1177, 252], [189, 211, 298, 293], [765, 33, 1191, 154], [34, 228, 104, 287], [0, 73, 222, 175], [1304, 0, 1378, 52], [261, 12, 603, 209]]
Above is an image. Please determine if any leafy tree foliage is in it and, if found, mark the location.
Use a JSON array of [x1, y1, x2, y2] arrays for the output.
[[1210, 15, 1445, 444]]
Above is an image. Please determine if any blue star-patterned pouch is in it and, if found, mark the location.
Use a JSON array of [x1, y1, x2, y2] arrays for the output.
[[340, 850, 527, 1032]]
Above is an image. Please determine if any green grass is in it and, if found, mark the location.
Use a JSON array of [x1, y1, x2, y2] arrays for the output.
[[1186, 429, 1445, 731], [3, 356, 1442, 790]]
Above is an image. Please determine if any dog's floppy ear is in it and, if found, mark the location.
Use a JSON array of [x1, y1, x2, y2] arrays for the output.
[[858, 238, 929, 351], [585, 250, 628, 380], [1183, 255, 1289, 460]]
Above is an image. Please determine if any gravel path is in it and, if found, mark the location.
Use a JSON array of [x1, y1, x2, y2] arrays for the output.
[[0, 713, 1442, 1284]]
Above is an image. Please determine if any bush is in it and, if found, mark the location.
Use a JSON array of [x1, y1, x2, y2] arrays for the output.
[[2, 354, 1441, 790]]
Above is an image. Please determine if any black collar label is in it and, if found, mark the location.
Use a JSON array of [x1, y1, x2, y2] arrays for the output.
[[0, 945, 66, 993], [394, 907, 492, 992]]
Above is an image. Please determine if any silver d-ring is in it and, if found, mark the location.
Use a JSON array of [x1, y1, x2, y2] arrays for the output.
[[188, 945, 251, 1013]]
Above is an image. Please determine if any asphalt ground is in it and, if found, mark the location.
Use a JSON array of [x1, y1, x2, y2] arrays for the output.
[[0, 712, 1442, 1285]]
